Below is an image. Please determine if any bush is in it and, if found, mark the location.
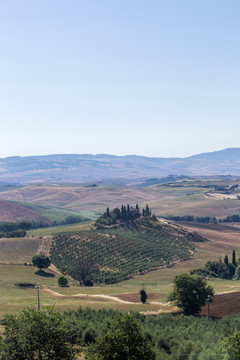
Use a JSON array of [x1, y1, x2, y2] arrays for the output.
[[58, 276, 69, 287]]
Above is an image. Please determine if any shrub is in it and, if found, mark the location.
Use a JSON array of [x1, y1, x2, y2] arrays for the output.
[[58, 276, 69, 287]]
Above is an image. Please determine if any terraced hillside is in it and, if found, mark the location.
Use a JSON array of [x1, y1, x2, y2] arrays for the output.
[[50, 217, 206, 284]]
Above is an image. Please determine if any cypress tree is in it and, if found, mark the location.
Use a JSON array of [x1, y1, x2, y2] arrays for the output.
[[136, 204, 139, 210], [121, 205, 124, 219], [232, 249, 236, 266], [127, 204, 130, 220], [146, 204, 149, 216], [224, 255, 229, 266], [106, 207, 110, 217], [139, 289, 148, 304], [123, 206, 127, 219]]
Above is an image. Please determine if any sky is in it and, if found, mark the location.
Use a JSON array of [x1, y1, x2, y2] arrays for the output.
[[0, 0, 240, 158]]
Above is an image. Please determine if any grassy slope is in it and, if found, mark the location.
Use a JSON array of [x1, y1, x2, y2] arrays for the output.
[[8, 201, 96, 222]]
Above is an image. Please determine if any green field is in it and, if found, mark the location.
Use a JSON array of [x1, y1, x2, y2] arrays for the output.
[[27, 221, 93, 237], [10, 201, 97, 222]]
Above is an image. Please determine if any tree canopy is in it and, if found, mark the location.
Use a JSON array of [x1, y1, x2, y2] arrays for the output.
[[168, 273, 214, 315], [85, 313, 156, 360], [221, 331, 240, 360], [0, 307, 77, 360], [32, 254, 51, 271]]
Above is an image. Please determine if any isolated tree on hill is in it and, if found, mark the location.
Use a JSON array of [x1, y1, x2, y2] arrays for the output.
[[32, 254, 51, 271], [232, 249, 236, 266], [224, 255, 229, 266], [85, 314, 156, 360], [139, 289, 147, 304], [70, 256, 99, 285], [168, 273, 214, 316]]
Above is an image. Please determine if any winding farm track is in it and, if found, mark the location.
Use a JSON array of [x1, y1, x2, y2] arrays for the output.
[[44, 288, 144, 304], [42, 288, 176, 315]]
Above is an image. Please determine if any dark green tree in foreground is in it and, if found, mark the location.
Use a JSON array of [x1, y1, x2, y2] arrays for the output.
[[32, 254, 51, 271], [85, 313, 156, 360], [221, 330, 240, 360], [168, 273, 214, 316], [0, 307, 77, 360]]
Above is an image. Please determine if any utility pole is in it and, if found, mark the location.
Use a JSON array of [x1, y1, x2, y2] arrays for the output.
[[207, 295, 211, 318], [35, 283, 41, 310]]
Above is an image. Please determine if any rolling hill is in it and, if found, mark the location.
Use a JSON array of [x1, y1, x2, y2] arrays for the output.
[[50, 216, 206, 284], [0, 148, 240, 184], [0, 200, 51, 223]]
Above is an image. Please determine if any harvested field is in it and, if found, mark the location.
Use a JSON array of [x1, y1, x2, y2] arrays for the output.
[[0, 237, 42, 263], [0, 199, 51, 222], [201, 291, 240, 318]]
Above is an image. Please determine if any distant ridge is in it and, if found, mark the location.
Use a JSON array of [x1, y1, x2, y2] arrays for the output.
[[0, 148, 239, 183], [188, 148, 240, 160]]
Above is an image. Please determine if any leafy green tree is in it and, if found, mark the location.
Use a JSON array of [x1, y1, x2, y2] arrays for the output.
[[58, 275, 69, 287], [0, 307, 78, 360], [168, 273, 214, 316], [221, 330, 240, 360], [32, 254, 51, 271], [69, 257, 99, 285], [233, 265, 240, 280], [85, 313, 156, 360]]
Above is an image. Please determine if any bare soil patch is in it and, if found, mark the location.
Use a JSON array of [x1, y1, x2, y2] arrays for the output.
[[0, 199, 51, 223], [201, 291, 240, 318]]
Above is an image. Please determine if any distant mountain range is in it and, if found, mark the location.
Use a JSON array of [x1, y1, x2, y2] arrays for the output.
[[0, 148, 240, 184]]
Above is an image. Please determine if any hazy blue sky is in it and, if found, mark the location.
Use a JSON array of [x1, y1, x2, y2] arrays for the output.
[[1, 0, 240, 158]]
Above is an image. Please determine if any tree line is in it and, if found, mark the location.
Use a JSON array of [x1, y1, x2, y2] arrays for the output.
[[163, 214, 240, 224], [0, 215, 90, 238], [190, 249, 240, 280]]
